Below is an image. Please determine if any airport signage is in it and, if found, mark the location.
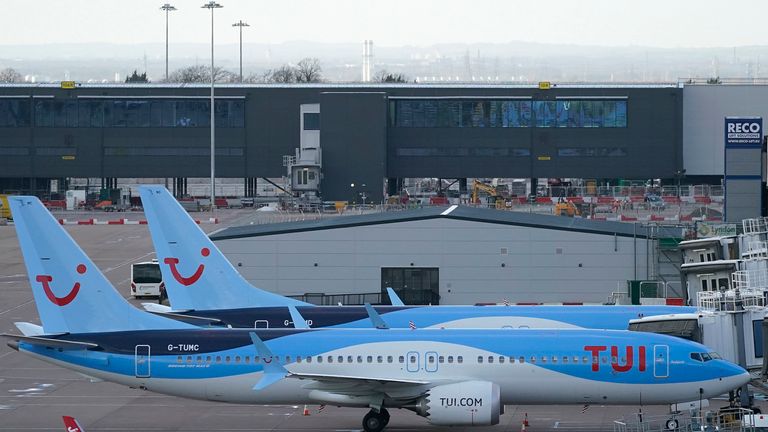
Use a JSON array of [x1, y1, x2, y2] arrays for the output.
[[725, 117, 762, 146], [538, 81, 552, 90], [60, 81, 77, 89], [696, 222, 737, 238]]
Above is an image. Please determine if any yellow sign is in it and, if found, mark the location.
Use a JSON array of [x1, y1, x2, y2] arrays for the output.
[[61, 81, 77, 89], [538, 81, 552, 90], [537, 156, 551, 161], [61, 155, 76, 160]]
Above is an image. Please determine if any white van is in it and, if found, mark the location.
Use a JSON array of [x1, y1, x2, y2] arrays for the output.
[[130, 259, 163, 298]]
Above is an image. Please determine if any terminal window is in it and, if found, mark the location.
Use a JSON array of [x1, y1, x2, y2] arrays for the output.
[[0, 98, 31, 127], [391, 99, 627, 128], [25, 98, 245, 128]]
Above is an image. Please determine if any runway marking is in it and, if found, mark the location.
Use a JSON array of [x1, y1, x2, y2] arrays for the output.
[[102, 252, 154, 274], [0, 299, 33, 316], [0, 274, 24, 279]]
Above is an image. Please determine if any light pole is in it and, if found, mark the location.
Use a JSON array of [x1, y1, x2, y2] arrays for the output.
[[160, 3, 176, 82], [202, 1, 222, 213], [232, 20, 249, 82]]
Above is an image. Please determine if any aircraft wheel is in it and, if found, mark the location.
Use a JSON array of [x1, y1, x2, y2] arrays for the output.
[[381, 408, 390, 426], [665, 418, 679, 430], [363, 409, 387, 432]]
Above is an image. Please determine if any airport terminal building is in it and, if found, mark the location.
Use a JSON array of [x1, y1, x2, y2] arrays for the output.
[[0, 82, 765, 214]]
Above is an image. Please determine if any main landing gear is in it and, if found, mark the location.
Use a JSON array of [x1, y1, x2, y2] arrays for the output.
[[362, 408, 390, 432]]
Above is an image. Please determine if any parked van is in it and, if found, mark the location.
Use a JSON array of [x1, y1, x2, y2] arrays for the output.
[[130, 259, 163, 298]]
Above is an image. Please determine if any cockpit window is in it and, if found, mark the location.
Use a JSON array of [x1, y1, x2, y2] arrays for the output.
[[691, 352, 721, 362]]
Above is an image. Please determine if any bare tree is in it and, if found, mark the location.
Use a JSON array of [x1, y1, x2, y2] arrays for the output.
[[268, 65, 296, 83], [295, 58, 322, 83], [0, 68, 23, 83], [374, 69, 409, 83], [166, 65, 236, 83]]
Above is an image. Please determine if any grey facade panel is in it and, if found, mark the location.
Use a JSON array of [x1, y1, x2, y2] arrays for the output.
[[725, 148, 762, 176], [320, 92, 388, 202], [724, 180, 762, 222]]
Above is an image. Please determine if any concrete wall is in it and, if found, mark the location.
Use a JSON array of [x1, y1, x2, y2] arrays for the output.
[[215, 218, 650, 304], [683, 85, 768, 176]]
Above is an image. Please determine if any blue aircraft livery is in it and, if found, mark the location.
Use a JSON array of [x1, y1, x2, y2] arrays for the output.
[[3, 196, 751, 432], [139, 185, 694, 331]]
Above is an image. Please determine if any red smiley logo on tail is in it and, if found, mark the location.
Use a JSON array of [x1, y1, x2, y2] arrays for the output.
[[164, 248, 209, 286], [36, 264, 86, 306]]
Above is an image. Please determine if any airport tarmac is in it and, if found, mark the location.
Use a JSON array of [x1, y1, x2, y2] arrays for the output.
[[0, 209, 763, 431]]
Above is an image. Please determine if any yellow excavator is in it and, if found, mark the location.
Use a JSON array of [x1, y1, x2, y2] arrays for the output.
[[0, 195, 11, 220], [471, 180, 507, 209]]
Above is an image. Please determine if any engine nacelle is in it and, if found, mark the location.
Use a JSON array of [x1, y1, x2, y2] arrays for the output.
[[412, 380, 501, 426]]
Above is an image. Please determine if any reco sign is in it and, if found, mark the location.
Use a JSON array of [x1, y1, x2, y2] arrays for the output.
[[727, 122, 761, 133]]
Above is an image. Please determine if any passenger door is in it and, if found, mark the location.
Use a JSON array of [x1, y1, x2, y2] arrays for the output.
[[135, 344, 151, 378], [653, 345, 669, 378]]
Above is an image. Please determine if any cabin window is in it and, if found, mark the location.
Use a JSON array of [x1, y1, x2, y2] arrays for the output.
[[582, 356, 589, 364], [601, 356, 608, 364], [254, 356, 260, 363], [388, 356, 394, 363], [245, 356, 251, 364], [176, 355, 183, 364], [216, 356, 222, 364], [235, 356, 241, 363], [611, 356, 618, 363], [426, 355, 434, 364], [457, 356, 464, 364], [337, 356, 343, 363], [296, 356, 302, 363], [562, 356, 568, 364], [284, 356, 291, 363], [367, 356, 373, 363], [487, 356, 494, 364], [306, 356, 312, 363], [317, 356, 323, 363], [196, 356, 202, 364], [477, 356, 484, 364], [186, 356, 193, 364], [410, 355, 416, 364], [225, 356, 231, 363], [551, 356, 557, 364], [499, 356, 505, 364], [530, 356, 536, 363], [509, 356, 515, 363], [398, 356, 404, 364], [378, 356, 384, 363], [348, 356, 354, 363], [541, 356, 547, 364], [438, 356, 444, 363], [206, 356, 212, 364], [519, 356, 525, 363], [447, 356, 454, 364], [327, 356, 333, 363]]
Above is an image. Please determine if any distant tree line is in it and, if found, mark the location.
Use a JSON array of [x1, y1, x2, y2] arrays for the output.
[[0, 68, 23, 83]]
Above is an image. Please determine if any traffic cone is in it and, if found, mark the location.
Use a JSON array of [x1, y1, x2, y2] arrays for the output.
[[303, 405, 310, 416]]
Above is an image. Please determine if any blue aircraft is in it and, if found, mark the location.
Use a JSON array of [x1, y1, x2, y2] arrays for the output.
[[3, 196, 750, 432], [139, 185, 695, 330]]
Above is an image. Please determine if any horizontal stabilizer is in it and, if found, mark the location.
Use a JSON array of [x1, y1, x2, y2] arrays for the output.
[[145, 311, 223, 326], [141, 303, 179, 313], [2, 333, 98, 350], [14, 322, 47, 337], [386, 287, 405, 306]]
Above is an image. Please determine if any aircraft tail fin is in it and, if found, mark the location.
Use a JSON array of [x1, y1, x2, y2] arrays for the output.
[[9, 196, 191, 334], [62, 415, 85, 432], [139, 185, 309, 310]]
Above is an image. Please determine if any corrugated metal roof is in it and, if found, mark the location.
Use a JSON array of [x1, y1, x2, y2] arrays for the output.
[[210, 206, 675, 241]]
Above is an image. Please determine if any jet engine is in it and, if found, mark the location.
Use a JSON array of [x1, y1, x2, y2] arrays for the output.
[[408, 380, 501, 426]]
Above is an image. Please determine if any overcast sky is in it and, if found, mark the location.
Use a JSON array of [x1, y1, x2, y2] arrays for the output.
[[1, 0, 767, 48]]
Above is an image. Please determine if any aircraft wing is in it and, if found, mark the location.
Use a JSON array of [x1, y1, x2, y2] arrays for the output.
[[2, 333, 99, 350], [290, 372, 429, 386]]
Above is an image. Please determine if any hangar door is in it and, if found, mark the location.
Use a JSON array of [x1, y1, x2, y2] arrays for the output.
[[381, 267, 440, 305]]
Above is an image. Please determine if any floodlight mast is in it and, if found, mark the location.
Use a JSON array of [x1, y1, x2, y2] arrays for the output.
[[232, 20, 250, 82], [201, 1, 222, 213], [160, 3, 177, 82]]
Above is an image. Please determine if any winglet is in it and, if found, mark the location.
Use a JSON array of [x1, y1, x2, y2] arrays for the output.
[[288, 306, 309, 329], [364, 303, 389, 329], [386, 287, 405, 306], [249, 332, 289, 391]]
